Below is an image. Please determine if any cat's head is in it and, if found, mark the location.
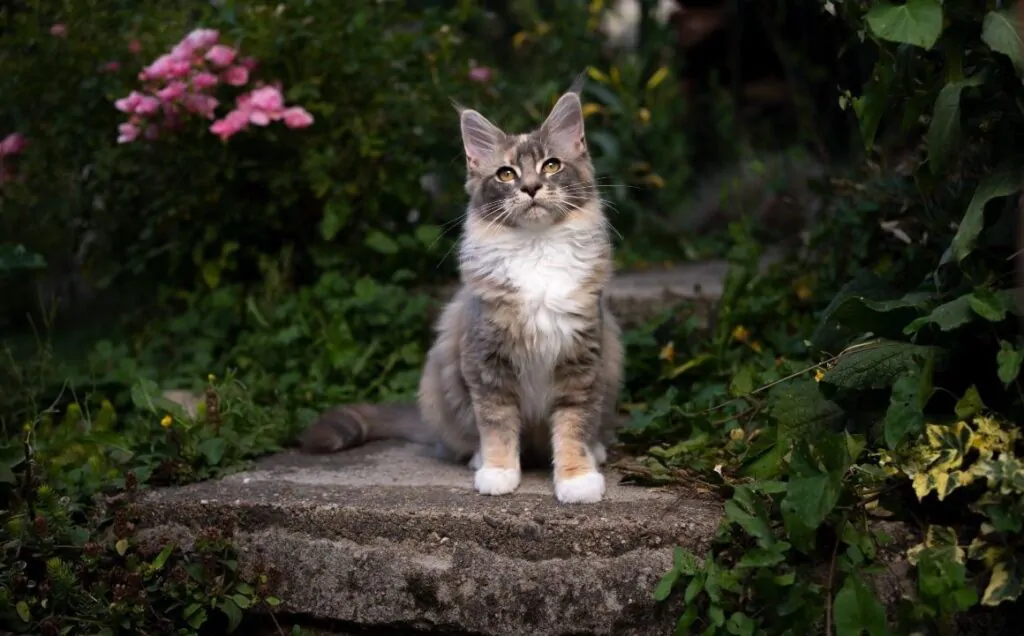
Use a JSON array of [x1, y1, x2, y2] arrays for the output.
[[458, 89, 597, 231]]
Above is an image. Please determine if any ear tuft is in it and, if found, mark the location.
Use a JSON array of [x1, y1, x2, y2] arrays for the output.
[[460, 109, 504, 167], [541, 92, 586, 156]]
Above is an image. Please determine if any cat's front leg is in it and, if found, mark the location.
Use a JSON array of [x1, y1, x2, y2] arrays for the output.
[[471, 396, 522, 495], [550, 362, 605, 504]]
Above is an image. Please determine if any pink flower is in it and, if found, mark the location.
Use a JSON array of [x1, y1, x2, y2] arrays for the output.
[[209, 109, 250, 140], [50, 23, 68, 38], [205, 44, 236, 67], [222, 65, 249, 86], [141, 54, 174, 80], [184, 28, 219, 50], [249, 110, 271, 126], [102, 61, 121, 73], [282, 107, 314, 129], [134, 95, 161, 115], [248, 86, 284, 112], [128, 38, 142, 54], [191, 72, 219, 89], [468, 65, 492, 83], [157, 81, 187, 101], [240, 56, 259, 71], [114, 91, 144, 113], [181, 93, 219, 119], [117, 122, 139, 144], [0, 133, 28, 156], [169, 59, 191, 78]]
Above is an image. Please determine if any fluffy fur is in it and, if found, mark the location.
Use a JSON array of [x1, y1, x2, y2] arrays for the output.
[[299, 86, 623, 504]]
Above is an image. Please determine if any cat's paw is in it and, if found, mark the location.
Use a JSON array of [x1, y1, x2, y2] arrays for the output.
[[468, 450, 483, 471], [591, 443, 608, 465], [474, 466, 521, 496], [554, 471, 605, 504]]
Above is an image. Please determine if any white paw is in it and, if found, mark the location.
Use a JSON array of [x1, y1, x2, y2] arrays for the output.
[[468, 450, 483, 470], [554, 471, 605, 504], [592, 443, 608, 465], [474, 466, 521, 496]]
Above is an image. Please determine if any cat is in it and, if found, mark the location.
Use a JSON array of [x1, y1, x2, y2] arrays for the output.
[[299, 85, 624, 504]]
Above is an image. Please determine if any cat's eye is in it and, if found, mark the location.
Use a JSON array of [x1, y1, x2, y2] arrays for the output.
[[541, 158, 562, 174], [495, 167, 516, 182]]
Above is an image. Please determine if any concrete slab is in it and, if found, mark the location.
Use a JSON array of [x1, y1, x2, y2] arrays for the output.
[[137, 441, 723, 635]]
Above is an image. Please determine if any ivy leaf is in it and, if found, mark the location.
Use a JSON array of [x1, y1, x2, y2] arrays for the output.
[[833, 574, 888, 636], [883, 355, 934, 450], [997, 340, 1024, 386], [951, 166, 1024, 263], [767, 378, 846, 438], [320, 197, 351, 241], [954, 386, 986, 420], [927, 78, 982, 174], [726, 611, 756, 636], [981, 558, 1024, 606], [15, 600, 30, 623], [981, 10, 1024, 75], [865, 0, 943, 50], [823, 340, 942, 391]]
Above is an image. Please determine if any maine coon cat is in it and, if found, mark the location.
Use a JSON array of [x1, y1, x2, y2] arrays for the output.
[[299, 85, 624, 504]]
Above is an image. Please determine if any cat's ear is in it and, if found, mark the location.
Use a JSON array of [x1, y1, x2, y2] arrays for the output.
[[458, 107, 505, 169], [541, 91, 586, 157]]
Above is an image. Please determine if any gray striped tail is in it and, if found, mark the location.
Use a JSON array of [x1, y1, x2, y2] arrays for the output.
[[298, 403, 432, 454]]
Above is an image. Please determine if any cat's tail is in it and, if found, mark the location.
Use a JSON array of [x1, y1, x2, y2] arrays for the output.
[[297, 402, 435, 454]]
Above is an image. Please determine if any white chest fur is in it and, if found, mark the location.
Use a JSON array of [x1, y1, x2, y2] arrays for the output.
[[465, 220, 604, 426]]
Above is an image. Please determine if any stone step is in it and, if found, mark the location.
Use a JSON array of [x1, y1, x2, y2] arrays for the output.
[[136, 441, 722, 635]]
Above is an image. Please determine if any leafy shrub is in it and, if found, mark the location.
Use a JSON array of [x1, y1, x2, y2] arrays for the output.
[[628, 1, 1024, 634]]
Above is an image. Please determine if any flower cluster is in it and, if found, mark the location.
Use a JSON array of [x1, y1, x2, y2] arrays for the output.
[[114, 28, 313, 143], [0, 133, 28, 185]]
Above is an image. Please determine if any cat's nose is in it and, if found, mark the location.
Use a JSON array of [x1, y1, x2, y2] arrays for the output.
[[520, 182, 542, 198]]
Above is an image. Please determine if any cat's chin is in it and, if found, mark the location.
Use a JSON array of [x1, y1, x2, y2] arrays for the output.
[[515, 204, 559, 230]]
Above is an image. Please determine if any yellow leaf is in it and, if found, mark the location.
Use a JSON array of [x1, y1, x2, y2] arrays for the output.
[[814, 368, 825, 383], [512, 31, 530, 49], [610, 66, 621, 86], [636, 107, 651, 124], [659, 341, 675, 362], [749, 341, 763, 353], [115, 538, 129, 556], [731, 325, 751, 343], [586, 66, 610, 84], [581, 103, 605, 118], [646, 66, 671, 90], [981, 561, 1020, 606], [643, 174, 666, 188]]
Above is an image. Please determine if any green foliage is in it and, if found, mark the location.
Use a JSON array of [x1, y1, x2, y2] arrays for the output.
[[632, 1, 1024, 633]]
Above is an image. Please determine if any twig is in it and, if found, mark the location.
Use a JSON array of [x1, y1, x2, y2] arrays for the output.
[[825, 536, 840, 636]]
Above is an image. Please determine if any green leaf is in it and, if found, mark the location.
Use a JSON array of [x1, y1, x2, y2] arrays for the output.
[[413, 224, 443, 249], [927, 78, 982, 174], [726, 611, 756, 636], [674, 546, 700, 575], [955, 385, 986, 420], [199, 438, 227, 466], [883, 357, 934, 449], [981, 10, 1024, 74], [364, 230, 399, 255], [736, 547, 788, 569], [904, 294, 973, 334], [766, 379, 845, 439], [15, 600, 30, 623], [0, 244, 47, 272], [952, 167, 1024, 263], [997, 340, 1024, 387], [865, 0, 943, 50], [968, 289, 1014, 322], [834, 574, 888, 636], [654, 568, 679, 601], [785, 472, 841, 530], [219, 598, 244, 632], [823, 340, 942, 391], [675, 605, 700, 635], [321, 197, 351, 240], [152, 543, 174, 570], [724, 499, 774, 547]]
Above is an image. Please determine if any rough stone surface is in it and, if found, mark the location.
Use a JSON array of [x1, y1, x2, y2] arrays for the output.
[[137, 441, 722, 636]]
